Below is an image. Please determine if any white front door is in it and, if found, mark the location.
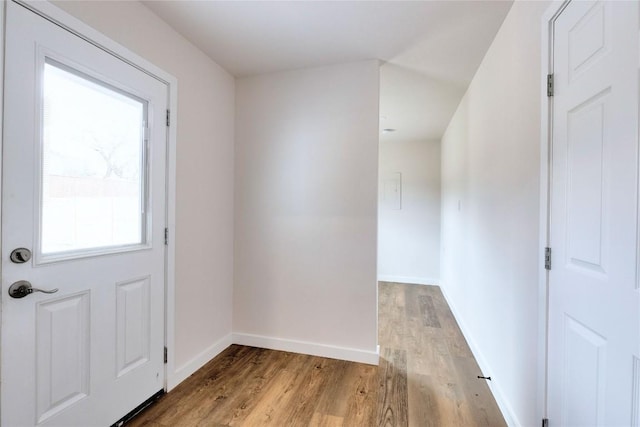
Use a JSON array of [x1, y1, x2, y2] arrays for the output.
[[548, 0, 639, 425], [1, 2, 168, 426]]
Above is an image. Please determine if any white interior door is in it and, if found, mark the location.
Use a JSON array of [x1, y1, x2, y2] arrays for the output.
[[548, 1, 639, 425], [1, 2, 168, 426]]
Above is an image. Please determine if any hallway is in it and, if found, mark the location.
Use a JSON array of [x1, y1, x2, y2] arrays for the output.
[[378, 282, 505, 426], [128, 282, 504, 426]]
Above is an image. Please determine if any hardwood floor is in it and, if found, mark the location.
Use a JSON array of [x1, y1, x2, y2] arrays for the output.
[[127, 282, 505, 426], [378, 283, 505, 427]]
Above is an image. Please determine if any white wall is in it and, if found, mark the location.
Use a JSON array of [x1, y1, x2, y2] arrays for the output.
[[234, 61, 380, 364], [440, 1, 550, 425], [52, 1, 235, 386], [378, 140, 440, 285]]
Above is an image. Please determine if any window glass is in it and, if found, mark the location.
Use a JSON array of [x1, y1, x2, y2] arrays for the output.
[[41, 60, 147, 255]]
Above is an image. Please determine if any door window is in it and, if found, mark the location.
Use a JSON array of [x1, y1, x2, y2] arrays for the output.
[[41, 59, 149, 259]]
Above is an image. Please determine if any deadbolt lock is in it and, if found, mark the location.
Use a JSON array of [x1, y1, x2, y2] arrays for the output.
[[10, 248, 31, 264]]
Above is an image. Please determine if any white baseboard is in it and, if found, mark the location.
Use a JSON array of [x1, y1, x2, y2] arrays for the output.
[[167, 333, 233, 390], [232, 333, 380, 366], [439, 284, 520, 427], [377, 275, 439, 286], [166, 332, 379, 391]]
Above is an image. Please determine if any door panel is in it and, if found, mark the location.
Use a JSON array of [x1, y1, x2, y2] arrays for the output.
[[116, 277, 151, 378], [37, 292, 91, 423], [562, 315, 607, 427], [566, 89, 609, 274], [567, 0, 609, 81], [548, 1, 639, 426], [1, 2, 168, 426]]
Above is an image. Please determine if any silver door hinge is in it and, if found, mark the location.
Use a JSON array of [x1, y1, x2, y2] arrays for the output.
[[164, 228, 169, 245], [166, 109, 170, 127], [545, 247, 552, 270], [164, 346, 168, 364], [547, 74, 554, 97], [542, 418, 549, 427]]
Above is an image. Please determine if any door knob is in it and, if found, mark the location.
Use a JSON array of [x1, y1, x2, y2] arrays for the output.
[[8, 280, 58, 298]]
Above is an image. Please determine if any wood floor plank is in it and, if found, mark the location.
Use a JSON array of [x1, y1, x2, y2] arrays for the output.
[[379, 284, 409, 350], [237, 367, 299, 425], [172, 347, 275, 425], [127, 282, 505, 427], [418, 295, 441, 328], [404, 285, 421, 320], [407, 373, 440, 427], [406, 334, 454, 379], [275, 356, 333, 426], [422, 374, 477, 427], [309, 412, 344, 427], [201, 348, 290, 426], [377, 348, 408, 427], [451, 355, 507, 427], [313, 359, 358, 418], [342, 363, 378, 426]]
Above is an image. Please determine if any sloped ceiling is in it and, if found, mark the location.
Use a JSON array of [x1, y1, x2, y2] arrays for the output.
[[143, 1, 513, 141]]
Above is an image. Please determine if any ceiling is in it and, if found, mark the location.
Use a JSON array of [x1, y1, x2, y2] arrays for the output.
[[143, 0, 513, 142]]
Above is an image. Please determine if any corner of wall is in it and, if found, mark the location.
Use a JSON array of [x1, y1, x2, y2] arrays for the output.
[[167, 333, 233, 391]]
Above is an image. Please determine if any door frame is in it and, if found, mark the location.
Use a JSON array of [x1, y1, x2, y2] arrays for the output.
[[0, 0, 179, 401], [537, 0, 573, 422]]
